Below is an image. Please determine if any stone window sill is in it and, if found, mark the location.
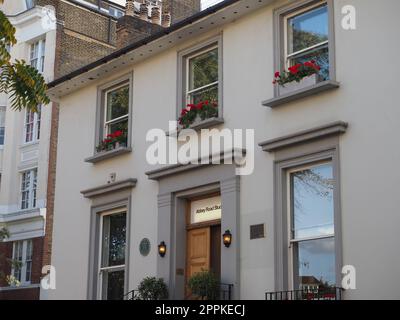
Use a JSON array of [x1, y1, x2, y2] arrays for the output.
[[85, 147, 132, 164], [262, 80, 340, 108], [167, 117, 224, 136]]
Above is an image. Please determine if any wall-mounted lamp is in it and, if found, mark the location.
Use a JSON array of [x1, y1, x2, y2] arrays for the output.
[[222, 230, 232, 248], [158, 241, 167, 257]]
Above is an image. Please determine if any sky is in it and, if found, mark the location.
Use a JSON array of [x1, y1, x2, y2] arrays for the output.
[[110, 0, 224, 10]]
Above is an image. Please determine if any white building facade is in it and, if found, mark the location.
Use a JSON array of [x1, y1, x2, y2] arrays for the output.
[[47, 0, 400, 300], [0, 0, 56, 299]]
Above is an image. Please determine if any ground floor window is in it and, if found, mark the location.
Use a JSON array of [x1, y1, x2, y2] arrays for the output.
[[98, 209, 127, 300], [288, 162, 336, 291], [11, 239, 33, 285]]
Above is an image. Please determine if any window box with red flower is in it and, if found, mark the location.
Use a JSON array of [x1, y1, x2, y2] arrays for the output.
[[273, 60, 322, 96], [96, 130, 127, 153], [178, 100, 219, 129]]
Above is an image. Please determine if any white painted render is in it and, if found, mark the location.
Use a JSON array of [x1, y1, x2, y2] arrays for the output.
[[0, 3, 55, 247], [48, 0, 400, 300]]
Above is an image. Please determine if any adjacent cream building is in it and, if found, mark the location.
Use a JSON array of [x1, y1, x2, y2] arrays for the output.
[[0, 0, 56, 299], [46, 0, 400, 300]]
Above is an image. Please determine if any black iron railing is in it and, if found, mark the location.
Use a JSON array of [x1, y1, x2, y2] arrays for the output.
[[265, 287, 343, 301], [124, 289, 140, 301], [219, 283, 234, 300]]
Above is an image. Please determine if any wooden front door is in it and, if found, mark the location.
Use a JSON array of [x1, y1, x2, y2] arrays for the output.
[[186, 227, 210, 281]]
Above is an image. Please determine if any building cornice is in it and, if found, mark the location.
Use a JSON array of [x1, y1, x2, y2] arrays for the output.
[[258, 121, 348, 152], [7, 6, 45, 26], [81, 178, 138, 198], [145, 148, 246, 181], [0, 208, 45, 223]]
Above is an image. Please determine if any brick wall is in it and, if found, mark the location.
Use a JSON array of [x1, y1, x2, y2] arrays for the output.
[[116, 15, 163, 49], [42, 103, 59, 269], [0, 241, 12, 287], [164, 0, 201, 23], [0, 287, 40, 300], [36, 0, 116, 77], [0, 237, 43, 300]]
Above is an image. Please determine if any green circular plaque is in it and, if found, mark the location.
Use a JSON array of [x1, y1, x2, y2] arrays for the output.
[[139, 238, 151, 256]]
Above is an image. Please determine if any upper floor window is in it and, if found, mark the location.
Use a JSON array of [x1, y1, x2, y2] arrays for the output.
[[30, 40, 46, 73], [21, 169, 37, 210], [0, 106, 5, 146], [268, 0, 337, 104], [12, 239, 33, 285], [24, 106, 41, 143], [104, 84, 129, 146], [25, 0, 35, 10], [178, 36, 222, 128], [285, 2, 329, 80], [186, 46, 219, 105]]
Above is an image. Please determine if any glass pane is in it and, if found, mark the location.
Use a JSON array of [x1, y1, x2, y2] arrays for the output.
[[188, 83, 218, 105], [189, 47, 218, 90], [101, 212, 126, 267], [26, 240, 33, 260], [0, 127, 4, 145], [291, 163, 334, 239], [106, 85, 129, 121], [30, 43, 38, 60], [102, 270, 125, 300], [291, 46, 329, 81], [295, 237, 336, 290], [0, 106, 5, 127], [288, 4, 328, 54], [36, 106, 41, 140], [25, 261, 32, 282]]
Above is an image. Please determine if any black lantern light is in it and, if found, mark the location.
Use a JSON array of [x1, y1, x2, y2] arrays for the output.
[[222, 230, 232, 247], [158, 241, 167, 257]]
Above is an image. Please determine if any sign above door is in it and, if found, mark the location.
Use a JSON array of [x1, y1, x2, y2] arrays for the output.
[[190, 195, 221, 224]]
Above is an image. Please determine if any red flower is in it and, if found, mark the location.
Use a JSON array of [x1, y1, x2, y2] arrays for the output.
[[274, 71, 280, 78], [204, 100, 209, 105], [288, 64, 301, 75], [104, 139, 112, 143], [304, 60, 321, 71], [181, 109, 188, 116], [272, 80, 277, 84], [113, 130, 123, 138]]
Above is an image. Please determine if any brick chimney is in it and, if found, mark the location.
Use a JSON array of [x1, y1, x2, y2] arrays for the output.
[[126, 0, 135, 16], [117, 1, 159, 49], [116, 0, 200, 49], [151, 6, 161, 25], [139, 1, 148, 21]]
